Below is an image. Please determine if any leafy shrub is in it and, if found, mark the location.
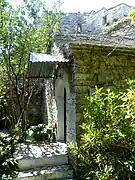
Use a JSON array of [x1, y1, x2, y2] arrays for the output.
[[0, 131, 19, 180], [128, 7, 135, 22], [26, 124, 57, 142], [69, 87, 135, 180]]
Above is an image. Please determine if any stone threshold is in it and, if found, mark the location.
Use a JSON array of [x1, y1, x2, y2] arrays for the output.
[[14, 141, 67, 160]]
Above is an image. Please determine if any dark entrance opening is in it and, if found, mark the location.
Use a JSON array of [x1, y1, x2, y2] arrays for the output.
[[64, 88, 67, 143]]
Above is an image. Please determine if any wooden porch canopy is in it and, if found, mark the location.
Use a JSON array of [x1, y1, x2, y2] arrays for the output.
[[29, 53, 69, 78]]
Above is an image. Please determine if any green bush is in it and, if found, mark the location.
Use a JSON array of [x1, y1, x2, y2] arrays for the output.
[[69, 87, 135, 180], [26, 124, 57, 142], [0, 131, 19, 180]]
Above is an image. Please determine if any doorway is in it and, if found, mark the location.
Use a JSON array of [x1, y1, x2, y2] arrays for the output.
[[64, 88, 67, 143], [55, 69, 76, 143]]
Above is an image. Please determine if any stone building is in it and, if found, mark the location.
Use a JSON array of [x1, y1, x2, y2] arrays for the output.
[[52, 28, 135, 142], [28, 3, 135, 144], [59, 3, 131, 35], [29, 35, 135, 144], [29, 53, 76, 143]]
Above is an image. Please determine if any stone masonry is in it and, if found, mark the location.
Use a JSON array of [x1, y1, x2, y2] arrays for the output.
[[59, 3, 131, 35], [71, 43, 135, 140]]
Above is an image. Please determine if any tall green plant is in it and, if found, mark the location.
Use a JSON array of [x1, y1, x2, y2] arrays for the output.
[[0, 131, 19, 180], [0, 0, 62, 178], [69, 87, 135, 179], [0, 0, 62, 131]]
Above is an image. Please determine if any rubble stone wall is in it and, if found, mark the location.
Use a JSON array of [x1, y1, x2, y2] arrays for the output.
[[59, 3, 130, 35], [71, 44, 135, 141]]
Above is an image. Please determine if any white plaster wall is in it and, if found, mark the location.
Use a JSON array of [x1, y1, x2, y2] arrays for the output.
[[55, 69, 76, 142]]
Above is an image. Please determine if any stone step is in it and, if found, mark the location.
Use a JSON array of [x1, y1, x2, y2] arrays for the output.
[[14, 165, 74, 180], [14, 142, 68, 171], [18, 154, 68, 171]]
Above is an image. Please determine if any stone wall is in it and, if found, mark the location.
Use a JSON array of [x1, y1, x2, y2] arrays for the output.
[[59, 3, 130, 35], [28, 78, 57, 126], [44, 79, 57, 125], [103, 17, 135, 40], [71, 43, 135, 140], [28, 79, 45, 126], [102, 4, 130, 26]]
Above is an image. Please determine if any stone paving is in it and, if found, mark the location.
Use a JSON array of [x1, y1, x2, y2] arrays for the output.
[[14, 141, 67, 160], [14, 142, 75, 180]]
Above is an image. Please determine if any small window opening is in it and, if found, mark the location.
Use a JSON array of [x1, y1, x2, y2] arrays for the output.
[[77, 23, 82, 33], [102, 15, 107, 25]]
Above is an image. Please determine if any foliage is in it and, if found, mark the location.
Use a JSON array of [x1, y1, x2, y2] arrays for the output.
[[126, 79, 135, 89], [128, 7, 135, 22], [0, 131, 19, 180], [69, 87, 135, 179], [0, 0, 62, 130], [26, 123, 57, 142], [0, 0, 62, 178]]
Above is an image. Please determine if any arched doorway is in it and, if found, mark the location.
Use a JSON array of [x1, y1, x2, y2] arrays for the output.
[[55, 68, 76, 143], [55, 69, 69, 142]]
